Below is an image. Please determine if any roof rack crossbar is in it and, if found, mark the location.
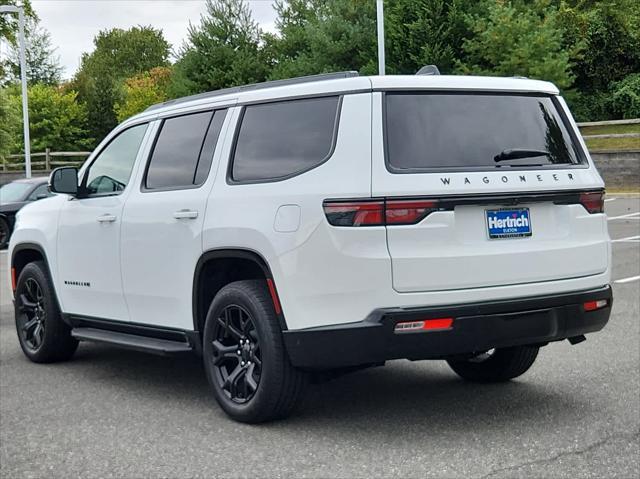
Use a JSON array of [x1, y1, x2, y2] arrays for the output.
[[144, 71, 360, 112]]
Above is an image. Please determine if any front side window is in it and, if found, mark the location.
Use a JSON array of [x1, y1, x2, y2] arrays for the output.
[[231, 96, 340, 182], [84, 123, 148, 195], [385, 93, 582, 172]]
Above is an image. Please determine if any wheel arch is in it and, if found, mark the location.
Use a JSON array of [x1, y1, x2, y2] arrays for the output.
[[192, 248, 287, 335], [10, 242, 55, 298]]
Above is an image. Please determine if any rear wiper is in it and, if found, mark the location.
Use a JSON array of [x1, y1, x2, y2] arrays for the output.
[[494, 148, 551, 162]]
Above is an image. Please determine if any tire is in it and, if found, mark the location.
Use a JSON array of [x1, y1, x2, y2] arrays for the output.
[[14, 261, 78, 363], [0, 217, 10, 249], [202, 280, 306, 423], [446, 345, 539, 383]]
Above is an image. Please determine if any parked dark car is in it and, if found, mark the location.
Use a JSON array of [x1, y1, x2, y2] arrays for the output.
[[0, 177, 52, 248]]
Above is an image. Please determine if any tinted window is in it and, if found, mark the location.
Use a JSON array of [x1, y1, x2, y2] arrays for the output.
[[385, 93, 581, 171], [145, 111, 213, 189], [195, 109, 227, 185], [232, 96, 340, 182], [85, 123, 148, 195]]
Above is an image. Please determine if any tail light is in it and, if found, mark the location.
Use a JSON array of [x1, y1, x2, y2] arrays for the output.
[[385, 199, 439, 225], [323, 199, 440, 227], [579, 191, 605, 214], [323, 200, 384, 226]]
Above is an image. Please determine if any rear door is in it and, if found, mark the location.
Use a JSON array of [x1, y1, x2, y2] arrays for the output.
[[371, 91, 608, 293]]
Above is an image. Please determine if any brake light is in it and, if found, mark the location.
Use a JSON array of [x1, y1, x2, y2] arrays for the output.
[[394, 317, 454, 333], [579, 191, 605, 214], [386, 199, 439, 225], [583, 299, 608, 312], [323, 201, 384, 226]]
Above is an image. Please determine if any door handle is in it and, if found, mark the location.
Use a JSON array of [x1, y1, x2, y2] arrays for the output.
[[96, 214, 117, 223], [173, 209, 199, 220]]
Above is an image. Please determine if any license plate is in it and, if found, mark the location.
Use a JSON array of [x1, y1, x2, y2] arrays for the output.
[[486, 208, 532, 239]]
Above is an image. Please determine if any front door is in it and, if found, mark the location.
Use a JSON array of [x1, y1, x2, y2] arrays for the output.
[[56, 123, 150, 321]]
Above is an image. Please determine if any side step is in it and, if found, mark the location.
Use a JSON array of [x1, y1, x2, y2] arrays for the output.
[[71, 327, 194, 356]]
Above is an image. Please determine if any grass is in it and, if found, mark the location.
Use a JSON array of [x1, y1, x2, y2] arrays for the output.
[[579, 122, 640, 151]]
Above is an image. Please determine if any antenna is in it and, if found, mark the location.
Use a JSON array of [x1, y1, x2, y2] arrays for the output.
[[416, 65, 440, 75]]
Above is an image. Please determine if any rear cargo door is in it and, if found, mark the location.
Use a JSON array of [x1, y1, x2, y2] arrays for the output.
[[371, 91, 609, 293]]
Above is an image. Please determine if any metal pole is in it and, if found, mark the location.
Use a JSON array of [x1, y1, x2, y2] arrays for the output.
[[376, 0, 385, 75], [17, 8, 31, 178]]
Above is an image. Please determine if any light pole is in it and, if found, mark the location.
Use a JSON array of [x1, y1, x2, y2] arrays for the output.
[[1, 5, 31, 178], [376, 0, 385, 75]]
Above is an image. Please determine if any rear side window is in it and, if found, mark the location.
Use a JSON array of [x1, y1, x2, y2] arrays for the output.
[[231, 96, 340, 182], [145, 109, 227, 190], [385, 93, 582, 172]]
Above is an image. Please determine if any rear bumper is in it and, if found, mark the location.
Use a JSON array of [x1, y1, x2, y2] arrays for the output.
[[283, 285, 612, 370]]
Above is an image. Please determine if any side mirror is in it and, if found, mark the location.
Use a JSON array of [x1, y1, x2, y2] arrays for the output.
[[49, 167, 79, 195]]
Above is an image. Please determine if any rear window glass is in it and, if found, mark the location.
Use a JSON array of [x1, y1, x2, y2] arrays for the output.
[[385, 93, 582, 171], [231, 96, 340, 182]]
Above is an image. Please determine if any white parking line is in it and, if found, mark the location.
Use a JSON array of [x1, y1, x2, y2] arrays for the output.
[[614, 275, 640, 284], [608, 212, 640, 221], [611, 235, 640, 243], [605, 198, 617, 203]]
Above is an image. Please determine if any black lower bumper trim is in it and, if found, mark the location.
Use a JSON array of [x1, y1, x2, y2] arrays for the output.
[[283, 285, 612, 370]]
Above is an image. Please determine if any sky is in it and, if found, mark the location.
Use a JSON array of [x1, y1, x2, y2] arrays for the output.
[[28, 0, 278, 80]]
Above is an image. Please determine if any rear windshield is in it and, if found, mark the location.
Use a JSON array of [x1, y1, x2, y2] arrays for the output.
[[384, 93, 582, 172]]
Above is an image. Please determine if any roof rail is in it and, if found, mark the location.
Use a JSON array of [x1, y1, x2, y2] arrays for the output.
[[144, 71, 360, 112]]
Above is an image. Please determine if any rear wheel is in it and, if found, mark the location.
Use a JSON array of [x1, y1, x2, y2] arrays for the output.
[[446, 345, 539, 383], [14, 261, 78, 363], [202, 280, 306, 423]]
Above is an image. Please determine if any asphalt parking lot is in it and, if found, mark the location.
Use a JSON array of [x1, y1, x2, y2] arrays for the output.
[[1, 196, 638, 478]]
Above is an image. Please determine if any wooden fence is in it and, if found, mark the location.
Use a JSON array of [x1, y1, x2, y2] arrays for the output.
[[1, 149, 91, 172], [577, 118, 640, 142]]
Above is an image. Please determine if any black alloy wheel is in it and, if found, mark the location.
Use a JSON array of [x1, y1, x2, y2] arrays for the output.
[[16, 278, 46, 351], [202, 280, 306, 423], [211, 304, 262, 403], [0, 218, 9, 249], [14, 261, 78, 363]]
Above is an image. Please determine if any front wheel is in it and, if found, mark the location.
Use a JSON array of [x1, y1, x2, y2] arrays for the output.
[[446, 345, 539, 383], [0, 217, 10, 249], [202, 280, 306, 423], [14, 261, 78, 363]]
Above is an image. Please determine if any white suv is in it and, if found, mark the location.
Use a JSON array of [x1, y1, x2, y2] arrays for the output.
[[9, 72, 612, 423]]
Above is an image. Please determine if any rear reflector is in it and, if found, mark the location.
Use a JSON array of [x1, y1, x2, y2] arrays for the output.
[[394, 317, 454, 333], [583, 299, 608, 312], [11, 267, 17, 292], [266, 278, 282, 315], [579, 191, 605, 214]]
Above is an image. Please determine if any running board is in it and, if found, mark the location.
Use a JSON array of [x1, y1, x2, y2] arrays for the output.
[[71, 327, 194, 356]]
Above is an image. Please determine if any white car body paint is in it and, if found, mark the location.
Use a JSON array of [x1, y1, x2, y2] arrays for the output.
[[8, 74, 611, 333]]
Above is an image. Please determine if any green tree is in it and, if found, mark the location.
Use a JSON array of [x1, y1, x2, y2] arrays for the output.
[[115, 66, 172, 122], [610, 74, 640, 120], [8, 84, 93, 152], [73, 26, 170, 143], [0, 0, 36, 83], [0, 88, 20, 161], [267, 0, 377, 79], [385, 0, 482, 74], [458, 1, 574, 89], [4, 17, 63, 86], [171, 0, 268, 97]]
